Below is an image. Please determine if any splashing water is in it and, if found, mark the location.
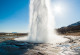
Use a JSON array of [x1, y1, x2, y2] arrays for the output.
[[15, 0, 67, 44], [28, 0, 67, 43]]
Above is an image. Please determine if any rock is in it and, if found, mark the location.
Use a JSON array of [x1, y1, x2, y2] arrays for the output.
[[38, 52, 44, 55]]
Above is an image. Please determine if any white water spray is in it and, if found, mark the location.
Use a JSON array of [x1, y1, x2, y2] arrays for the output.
[[15, 0, 67, 43], [28, 0, 67, 43]]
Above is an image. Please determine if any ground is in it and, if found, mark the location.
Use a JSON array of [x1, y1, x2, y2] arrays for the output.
[[0, 36, 80, 55]]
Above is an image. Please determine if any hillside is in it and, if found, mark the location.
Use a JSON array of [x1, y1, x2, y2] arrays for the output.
[[68, 21, 80, 27], [57, 21, 80, 36]]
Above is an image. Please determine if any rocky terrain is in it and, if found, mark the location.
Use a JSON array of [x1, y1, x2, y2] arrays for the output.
[[0, 36, 80, 55]]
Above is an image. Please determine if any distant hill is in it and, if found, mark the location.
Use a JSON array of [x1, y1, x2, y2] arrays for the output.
[[56, 21, 80, 36], [68, 21, 80, 27]]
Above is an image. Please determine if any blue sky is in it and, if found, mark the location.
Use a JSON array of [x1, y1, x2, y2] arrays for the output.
[[0, 0, 80, 32], [52, 0, 80, 28], [0, 0, 29, 33]]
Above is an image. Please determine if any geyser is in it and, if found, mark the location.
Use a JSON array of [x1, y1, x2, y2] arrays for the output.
[[29, 0, 67, 43]]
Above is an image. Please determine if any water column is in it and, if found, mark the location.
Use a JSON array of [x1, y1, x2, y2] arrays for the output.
[[29, 0, 67, 43]]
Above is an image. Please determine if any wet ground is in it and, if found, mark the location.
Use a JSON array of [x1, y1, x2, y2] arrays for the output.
[[0, 36, 25, 42], [0, 36, 80, 55]]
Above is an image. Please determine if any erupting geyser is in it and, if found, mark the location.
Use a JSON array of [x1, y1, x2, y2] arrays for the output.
[[28, 0, 67, 43]]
